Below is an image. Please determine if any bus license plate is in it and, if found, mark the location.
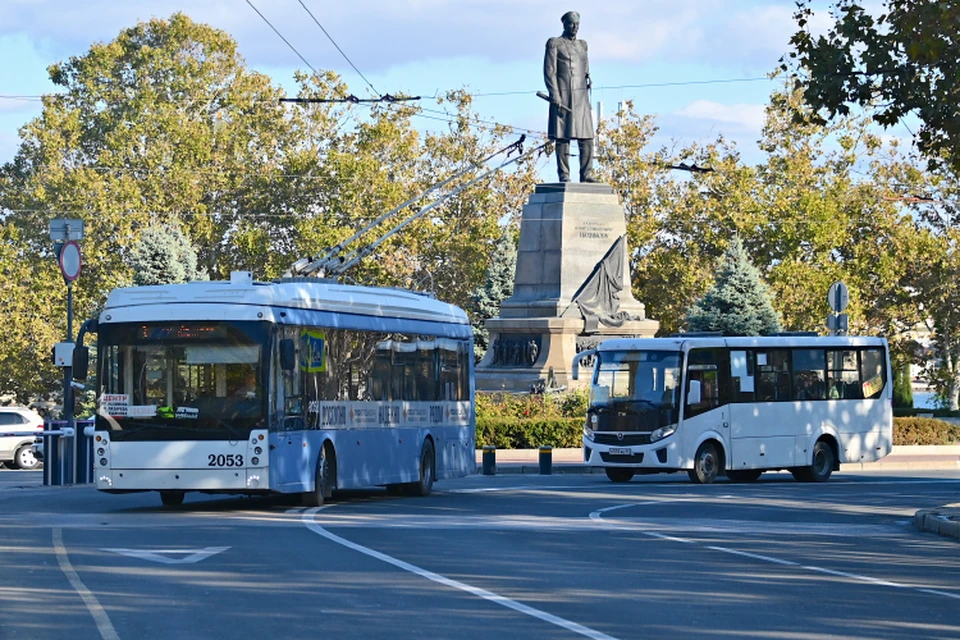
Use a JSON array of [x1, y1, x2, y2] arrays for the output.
[[609, 447, 631, 455]]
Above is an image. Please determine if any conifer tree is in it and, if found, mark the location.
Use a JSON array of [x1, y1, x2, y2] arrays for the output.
[[686, 238, 783, 336], [130, 223, 206, 286], [469, 233, 517, 358]]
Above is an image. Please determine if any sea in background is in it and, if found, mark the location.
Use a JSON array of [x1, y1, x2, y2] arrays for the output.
[[913, 391, 938, 410]]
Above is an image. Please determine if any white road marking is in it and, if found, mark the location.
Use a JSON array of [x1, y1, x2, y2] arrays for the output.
[[53, 528, 121, 640], [302, 506, 618, 640], [102, 546, 229, 564], [592, 503, 960, 601]]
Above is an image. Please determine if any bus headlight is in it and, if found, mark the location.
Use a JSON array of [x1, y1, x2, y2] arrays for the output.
[[649, 425, 676, 443]]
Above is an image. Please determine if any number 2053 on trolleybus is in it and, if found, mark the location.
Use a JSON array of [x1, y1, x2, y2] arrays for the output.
[[572, 335, 893, 484], [86, 272, 476, 507]]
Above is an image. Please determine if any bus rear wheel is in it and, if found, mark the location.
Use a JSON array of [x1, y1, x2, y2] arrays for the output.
[[159, 490, 185, 507], [792, 440, 834, 483], [726, 469, 762, 483], [406, 439, 435, 497], [688, 441, 721, 484], [605, 468, 635, 483]]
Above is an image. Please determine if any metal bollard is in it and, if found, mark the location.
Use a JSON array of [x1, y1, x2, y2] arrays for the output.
[[482, 445, 497, 475], [539, 446, 553, 475]]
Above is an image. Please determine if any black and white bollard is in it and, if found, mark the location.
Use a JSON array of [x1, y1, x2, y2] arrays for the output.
[[482, 445, 497, 475], [539, 445, 553, 475]]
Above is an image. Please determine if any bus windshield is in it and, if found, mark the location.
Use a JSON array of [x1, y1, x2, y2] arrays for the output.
[[591, 350, 682, 412], [96, 321, 269, 440]]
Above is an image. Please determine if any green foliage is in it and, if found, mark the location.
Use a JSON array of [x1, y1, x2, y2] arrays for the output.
[[475, 417, 583, 449], [468, 232, 516, 358], [129, 222, 205, 286], [786, 1, 960, 173], [686, 237, 783, 335], [893, 417, 960, 446], [0, 14, 538, 403], [892, 361, 914, 409], [475, 389, 588, 421]]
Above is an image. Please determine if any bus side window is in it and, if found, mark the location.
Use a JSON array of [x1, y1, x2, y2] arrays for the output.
[[827, 350, 861, 399], [685, 348, 727, 417], [730, 350, 755, 402], [860, 348, 886, 399]]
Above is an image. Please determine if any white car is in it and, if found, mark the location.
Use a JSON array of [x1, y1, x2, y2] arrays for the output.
[[0, 407, 44, 470]]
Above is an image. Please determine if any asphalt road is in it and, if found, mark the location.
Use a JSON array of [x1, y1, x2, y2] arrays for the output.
[[2, 469, 960, 639]]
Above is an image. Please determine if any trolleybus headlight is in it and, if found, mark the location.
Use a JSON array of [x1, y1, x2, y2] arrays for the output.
[[254, 446, 262, 455], [99, 458, 108, 466], [251, 457, 260, 466], [649, 425, 676, 443]]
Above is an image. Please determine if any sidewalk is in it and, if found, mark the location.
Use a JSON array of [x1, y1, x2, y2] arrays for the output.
[[475, 445, 960, 542]]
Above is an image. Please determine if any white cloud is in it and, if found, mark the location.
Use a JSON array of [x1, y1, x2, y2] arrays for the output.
[[674, 100, 766, 132]]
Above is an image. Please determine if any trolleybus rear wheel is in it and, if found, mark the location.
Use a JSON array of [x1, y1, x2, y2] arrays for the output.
[[406, 439, 435, 497]]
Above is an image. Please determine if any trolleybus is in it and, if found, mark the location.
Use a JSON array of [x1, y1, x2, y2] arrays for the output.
[[86, 272, 475, 506], [572, 335, 892, 484]]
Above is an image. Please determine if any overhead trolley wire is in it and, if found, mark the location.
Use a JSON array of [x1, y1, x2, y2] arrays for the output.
[[296, 0, 381, 98]]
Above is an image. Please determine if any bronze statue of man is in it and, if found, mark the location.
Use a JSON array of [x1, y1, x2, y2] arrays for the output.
[[544, 11, 596, 183]]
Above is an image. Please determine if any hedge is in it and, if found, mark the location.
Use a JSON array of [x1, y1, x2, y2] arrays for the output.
[[475, 417, 583, 449], [893, 417, 960, 446], [474, 416, 960, 449]]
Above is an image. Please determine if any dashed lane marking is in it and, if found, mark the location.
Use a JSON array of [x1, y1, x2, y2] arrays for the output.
[[590, 503, 960, 601], [53, 528, 121, 640], [302, 506, 618, 640]]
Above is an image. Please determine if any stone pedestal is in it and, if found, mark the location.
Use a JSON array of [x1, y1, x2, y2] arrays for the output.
[[476, 182, 659, 392]]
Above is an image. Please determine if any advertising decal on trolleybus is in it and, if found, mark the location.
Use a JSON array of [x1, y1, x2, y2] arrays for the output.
[[572, 335, 893, 484], [87, 273, 475, 506]]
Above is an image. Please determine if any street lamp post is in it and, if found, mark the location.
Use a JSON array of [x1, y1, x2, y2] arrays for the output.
[[49, 219, 83, 484]]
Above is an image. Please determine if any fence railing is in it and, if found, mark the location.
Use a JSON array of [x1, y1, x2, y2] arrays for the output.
[[5, 419, 97, 486]]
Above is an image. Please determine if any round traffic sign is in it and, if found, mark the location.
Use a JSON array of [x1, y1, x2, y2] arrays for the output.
[[827, 281, 848, 313], [59, 240, 82, 282]]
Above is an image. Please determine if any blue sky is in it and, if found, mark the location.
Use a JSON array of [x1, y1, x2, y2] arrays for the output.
[[0, 0, 904, 170]]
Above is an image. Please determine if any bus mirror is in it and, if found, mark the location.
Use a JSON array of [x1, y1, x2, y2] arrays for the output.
[[73, 346, 90, 380], [280, 339, 296, 371], [593, 385, 609, 404], [687, 379, 702, 405]]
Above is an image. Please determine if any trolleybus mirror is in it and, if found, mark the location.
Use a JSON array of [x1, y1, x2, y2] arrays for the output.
[[280, 339, 296, 371], [73, 345, 89, 380], [687, 379, 702, 406]]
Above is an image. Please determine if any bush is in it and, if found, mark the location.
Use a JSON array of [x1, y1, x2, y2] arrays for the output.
[[893, 417, 960, 445], [476, 417, 583, 449]]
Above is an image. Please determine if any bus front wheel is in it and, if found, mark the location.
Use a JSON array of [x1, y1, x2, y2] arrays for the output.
[[688, 441, 721, 484], [605, 468, 635, 483]]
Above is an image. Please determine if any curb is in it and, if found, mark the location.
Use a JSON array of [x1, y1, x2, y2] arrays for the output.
[[913, 508, 960, 541]]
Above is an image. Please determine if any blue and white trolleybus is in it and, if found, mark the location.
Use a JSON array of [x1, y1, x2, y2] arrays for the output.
[[90, 272, 475, 506]]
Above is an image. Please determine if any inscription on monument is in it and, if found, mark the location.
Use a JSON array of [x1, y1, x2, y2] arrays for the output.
[[575, 220, 613, 240]]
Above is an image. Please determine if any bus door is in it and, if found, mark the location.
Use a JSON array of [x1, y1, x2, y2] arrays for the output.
[[727, 349, 796, 470], [271, 328, 310, 491], [683, 347, 730, 459]]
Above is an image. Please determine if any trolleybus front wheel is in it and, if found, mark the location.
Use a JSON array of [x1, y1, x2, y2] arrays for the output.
[[303, 444, 334, 507], [605, 468, 635, 483], [159, 490, 185, 507]]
